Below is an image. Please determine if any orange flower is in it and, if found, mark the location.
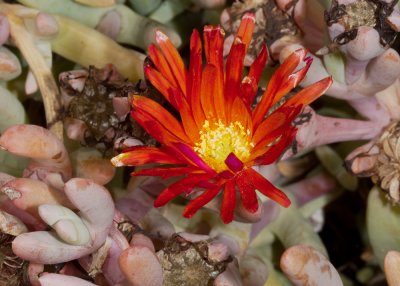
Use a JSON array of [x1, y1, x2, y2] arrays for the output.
[[111, 13, 332, 223]]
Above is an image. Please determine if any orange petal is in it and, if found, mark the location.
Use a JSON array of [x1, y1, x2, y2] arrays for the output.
[[187, 30, 206, 128], [200, 64, 218, 121], [220, 180, 236, 224], [111, 146, 182, 167], [155, 30, 187, 95], [282, 76, 333, 108], [252, 48, 308, 128], [148, 44, 178, 90], [231, 96, 252, 133], [234, 12, 256, 53]]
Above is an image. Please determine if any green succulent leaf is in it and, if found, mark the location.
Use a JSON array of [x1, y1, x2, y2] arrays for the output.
[[367, 186, 400, 268]]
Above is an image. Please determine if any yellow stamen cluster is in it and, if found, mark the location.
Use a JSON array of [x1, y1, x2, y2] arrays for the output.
[[194, 120, 254, 172]]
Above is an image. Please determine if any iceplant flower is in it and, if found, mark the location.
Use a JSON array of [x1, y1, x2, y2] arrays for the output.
[[111, 13, 332, 223]]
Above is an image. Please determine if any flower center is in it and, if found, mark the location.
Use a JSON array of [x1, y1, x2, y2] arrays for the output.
[[194, 120, 254, 172]]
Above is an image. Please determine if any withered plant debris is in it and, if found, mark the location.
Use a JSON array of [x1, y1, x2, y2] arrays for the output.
[[61, 64, 162, 155], [345, 122, 400, 204], [115, 218, 142, 243], [157, 234, 232, 286], [373, 122, 400, 203], [0, 232, 29, 286], [227, 0, 301, 60], [325, 0, 398, 46]]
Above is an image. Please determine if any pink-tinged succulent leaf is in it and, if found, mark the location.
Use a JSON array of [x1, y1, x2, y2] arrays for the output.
[[35, 12, 59, 37], [281, 245, 343, 286], [384, 251, 400, 286], [141, 209, 176, 240], [1, 178, 73, 221], [71, 148, 115, 185], [119, 245, 164, 286], [0, 124, 72, 180], [12, 178, 114, 264], [0, 16, 10, 46], [130, 233, 155, 252], [214, 262, 242, 286], [38, 273, 97, 286], [101, 226, 130, 285]]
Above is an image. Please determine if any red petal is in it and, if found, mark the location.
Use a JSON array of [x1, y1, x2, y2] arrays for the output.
[[282, 76, 333, 108], [111, 146, 182, 167], [187, 30, 206, 128], [172, 142, 216, 174], [144, 65, 179, 108], [183, 183, 222, 218], [200, 64, 218, 121], [220, 180, 236, 224], [225, 13, 255, 112], [225, 42, 246, 114], [248, 44, 268, 84], [251, 127, 297, 165], [154, 174, 212, 207], [234, 12, 256, 52], [168, 88, 199, 142], [224, 152, 245, 173], [132, 95, 189, 144], [236, 170, 259, 213], [203, 26, 225, 121], [240, 45, 268, 106], [246, 168, 291, 207], [203, 26, 224, 74], [252, 105, 301, 148], [155, 30, 187, 95], [132, 166, 202, 179], [252, 48, 308, 128], [132, 109, 181, 145], [240, 76, 257, 107]]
